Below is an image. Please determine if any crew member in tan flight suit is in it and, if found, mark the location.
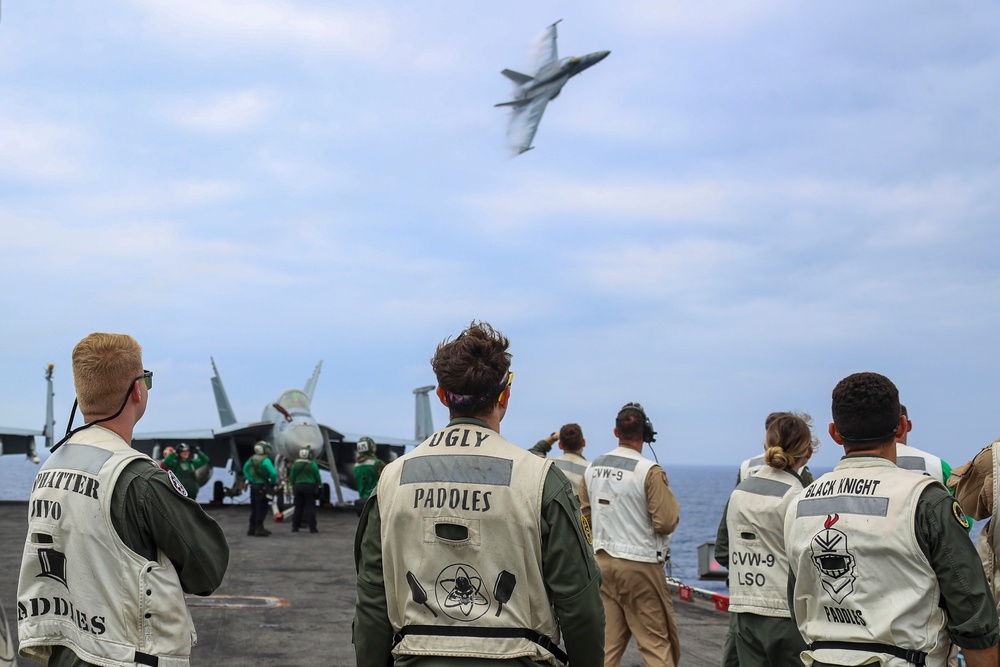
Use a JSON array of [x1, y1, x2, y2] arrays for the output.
[[580, 402, 681, 667]]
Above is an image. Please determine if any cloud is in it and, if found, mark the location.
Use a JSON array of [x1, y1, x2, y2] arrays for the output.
[[167, 90, 275, 133], [78, 180, 245, 216], [132, 0, 396, 60], [0, 109, 87, 183]]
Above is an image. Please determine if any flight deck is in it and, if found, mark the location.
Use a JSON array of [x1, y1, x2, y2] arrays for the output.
[[0, 501, 727, 666]]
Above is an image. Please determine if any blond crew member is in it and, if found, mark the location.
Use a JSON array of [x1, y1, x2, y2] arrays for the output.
[[580, 402, 681, 667], [785, 372, 998, 667], [17, 332, 229, 667], [354, 321, 605, 667]]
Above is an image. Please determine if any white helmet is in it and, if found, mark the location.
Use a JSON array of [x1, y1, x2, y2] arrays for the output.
[[299, 447, 312, 460], [356, 436, 376, 456]]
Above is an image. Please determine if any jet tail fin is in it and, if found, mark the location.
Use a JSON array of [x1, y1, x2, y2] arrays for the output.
[[413, 385, 435, 442], [210, 357, 238, 427], [501, 69, 534, 85], [304, 360, 323, 401]]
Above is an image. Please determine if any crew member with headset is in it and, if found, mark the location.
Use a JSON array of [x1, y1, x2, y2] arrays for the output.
[[353, 436, 384, 514], [243, 440, 278, 537], [354, 321, 605, 667], [162, 442, 210, 499], [290, 446, 321, 533], [580, 402, 681, 667], [785, 372, 999, 667]]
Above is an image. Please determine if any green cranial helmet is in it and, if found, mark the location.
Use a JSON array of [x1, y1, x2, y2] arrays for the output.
[[356, 436, 376, 456], [254, 440, 271, 455], [299, 447, 312, 460]]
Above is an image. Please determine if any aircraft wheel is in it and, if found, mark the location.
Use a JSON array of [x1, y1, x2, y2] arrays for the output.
[[213, 481, 225, 504], [320, 483, 331, 504]]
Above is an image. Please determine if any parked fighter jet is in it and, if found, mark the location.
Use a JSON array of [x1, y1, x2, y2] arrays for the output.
[[495, 20, 610, 155], [0, 364, 55, 463], [132, 359, 435, 507]]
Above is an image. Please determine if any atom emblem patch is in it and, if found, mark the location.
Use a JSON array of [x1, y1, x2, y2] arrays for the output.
[[435, 563, 490, 622], [581, 514, 593, 545]]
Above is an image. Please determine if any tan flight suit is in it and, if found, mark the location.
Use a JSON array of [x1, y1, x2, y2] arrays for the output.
[[581, 447, 681, 667]]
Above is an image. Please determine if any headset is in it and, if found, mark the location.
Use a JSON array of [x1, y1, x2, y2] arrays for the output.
[[619, 402, 657, 444]]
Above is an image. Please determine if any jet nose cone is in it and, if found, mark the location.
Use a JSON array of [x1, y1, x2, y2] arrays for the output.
[[595, 50, 611, 62]]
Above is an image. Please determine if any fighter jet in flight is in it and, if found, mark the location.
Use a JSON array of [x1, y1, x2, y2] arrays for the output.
[[495, 20, 610, 155], [0, 364, 55, 463], [132, 359, 435, 507]]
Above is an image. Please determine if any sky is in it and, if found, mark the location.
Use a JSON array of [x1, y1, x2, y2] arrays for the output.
[[2, 1, 1000, 474]]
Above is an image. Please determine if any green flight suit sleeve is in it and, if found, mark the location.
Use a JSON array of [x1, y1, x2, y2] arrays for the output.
[[263, 457, 278, 484], [193, 450, 210, 468], [354, 494, 395, 667], [528, 439, 553, 457], [113, 459, 229, 596], [540, 466, 605, 667], [915, 484, 999, 650]]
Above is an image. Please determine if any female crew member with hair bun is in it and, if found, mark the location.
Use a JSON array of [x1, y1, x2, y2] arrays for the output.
[[718, 413, 815, 667]]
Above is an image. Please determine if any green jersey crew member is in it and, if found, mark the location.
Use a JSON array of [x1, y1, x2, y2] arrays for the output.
[[354, 320, 605, 667], [243, 441, 278, 537], [354, 436, 384, 501], [162, 442, 210, 499], [291, 447, 321, 533]]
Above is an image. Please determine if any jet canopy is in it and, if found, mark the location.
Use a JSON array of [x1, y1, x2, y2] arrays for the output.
[[277, 389, 311, 411]]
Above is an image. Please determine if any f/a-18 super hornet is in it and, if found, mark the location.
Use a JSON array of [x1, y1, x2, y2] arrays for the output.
[[132, 359, 435, 507], [0, 364, 56, 464], [495, 20, 610, 155]]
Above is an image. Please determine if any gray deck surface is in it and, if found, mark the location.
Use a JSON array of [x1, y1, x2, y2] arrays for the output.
[[0, 501, 726, 666]]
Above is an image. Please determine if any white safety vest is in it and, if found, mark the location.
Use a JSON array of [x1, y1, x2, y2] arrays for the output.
[[895, 444, 945, 484], [784, 457, 948, 667], [585, 447, 670, 563], [17, 426, 196, 667], [551, 452, 589, 498], [377, 422, 564, 666], [726, 466, 803, 617], [739, 454, 766, 482]]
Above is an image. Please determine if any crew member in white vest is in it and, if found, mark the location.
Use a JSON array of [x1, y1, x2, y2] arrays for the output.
[[17, 332, 229, 667], [716, 411, 817, 667], [718, 413, 814, 667], [353, 321, 605, 667], [580, 402, 681, 667], [785, 372, 998, 667], [529, 423, 590, 498], [896, 404, 972, 535]]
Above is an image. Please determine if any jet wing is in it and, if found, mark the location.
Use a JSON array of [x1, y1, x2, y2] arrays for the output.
[[133, 421, 274, 468], [0, 427, 41, 457], [506, 93, 552, 155]]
